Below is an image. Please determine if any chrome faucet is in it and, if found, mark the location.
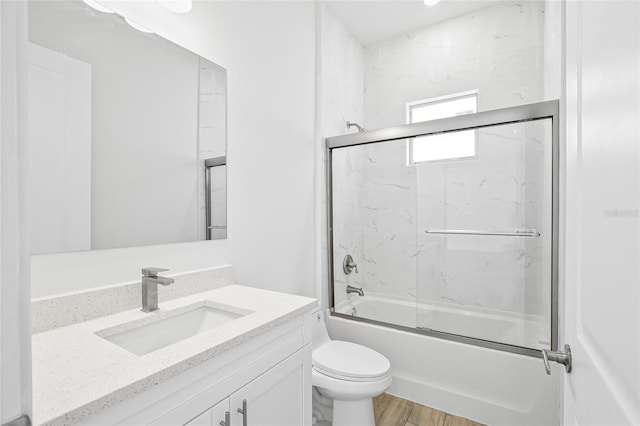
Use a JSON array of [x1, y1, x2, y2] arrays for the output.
[[346, 285, 364, 297], [141, 267, 174, 312]]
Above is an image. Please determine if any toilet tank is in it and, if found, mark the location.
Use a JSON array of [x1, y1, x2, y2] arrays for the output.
[[310, 306, 331, 350]]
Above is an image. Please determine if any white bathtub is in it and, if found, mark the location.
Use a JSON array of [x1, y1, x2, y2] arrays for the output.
[[337, 296, 550, 350], [327, 295, 559, 426]]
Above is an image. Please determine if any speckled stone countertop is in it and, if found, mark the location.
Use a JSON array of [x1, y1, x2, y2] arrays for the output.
[[31, 285, 317, 426]]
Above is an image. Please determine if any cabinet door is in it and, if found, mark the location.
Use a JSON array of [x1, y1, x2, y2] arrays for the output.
[[184, 409, 212, 426], [230, 347, 310, 426], [210, 398, 231, 426], [153, 397, 229, 426]]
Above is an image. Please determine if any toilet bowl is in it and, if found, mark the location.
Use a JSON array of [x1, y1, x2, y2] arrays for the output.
[[311, 306, 392, 426]]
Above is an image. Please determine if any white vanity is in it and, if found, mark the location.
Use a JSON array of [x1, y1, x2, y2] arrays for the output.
[[31, 284, 317, 426]]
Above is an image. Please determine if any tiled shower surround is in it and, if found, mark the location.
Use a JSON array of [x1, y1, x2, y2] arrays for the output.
[[332, 120, 552, 323], [363, 1, 547, 129], [328, 2, 556, 335]]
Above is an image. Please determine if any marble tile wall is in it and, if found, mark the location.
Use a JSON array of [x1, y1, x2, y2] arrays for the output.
[[318, 4, 365, 307], [363, 1, 546, 130], [415, 121, 552, 318], [329, 1, 555, 323], [332, 148, 366, 301], [332, 122, 552, 318], [359, 140, 417, 299]]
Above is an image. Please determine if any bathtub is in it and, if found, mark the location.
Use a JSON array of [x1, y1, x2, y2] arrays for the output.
[[337, 296, 550, 350], [327, 295, 559, 426]]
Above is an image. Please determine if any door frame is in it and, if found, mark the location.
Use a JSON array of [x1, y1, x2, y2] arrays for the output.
[[0, 1, 32, 425]]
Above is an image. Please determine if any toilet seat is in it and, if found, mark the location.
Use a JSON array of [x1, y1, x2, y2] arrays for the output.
[[312, 340, 391, 382]]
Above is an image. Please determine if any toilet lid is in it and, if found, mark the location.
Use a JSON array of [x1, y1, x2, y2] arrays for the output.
[[313, 341, 390, 382]]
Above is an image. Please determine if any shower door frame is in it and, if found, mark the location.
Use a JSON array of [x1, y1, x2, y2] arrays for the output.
[[205, 156, 227, 240], [325, 100, 560, 358]]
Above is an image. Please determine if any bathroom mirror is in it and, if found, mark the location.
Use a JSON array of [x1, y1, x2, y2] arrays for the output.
[[27, 0, 227, 255]]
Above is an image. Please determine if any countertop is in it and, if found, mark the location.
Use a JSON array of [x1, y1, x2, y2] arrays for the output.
[[31, 285, 317, 426]]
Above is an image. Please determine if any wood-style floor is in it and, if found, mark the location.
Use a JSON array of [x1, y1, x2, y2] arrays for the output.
[[373, 393, 486, 426]]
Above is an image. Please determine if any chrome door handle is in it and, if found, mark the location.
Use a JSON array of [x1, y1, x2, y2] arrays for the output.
[[541, 344, 572, 375], [219, 411, 230, 426], [425, 228, 540, 237], [237, 399, 247, 426]]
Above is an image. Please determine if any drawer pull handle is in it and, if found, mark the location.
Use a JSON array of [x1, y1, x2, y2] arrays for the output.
[[237, 399, 247, 426], [219, 411, 230, 426]]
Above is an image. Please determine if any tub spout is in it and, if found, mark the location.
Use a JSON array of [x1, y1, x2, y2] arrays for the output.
[[347, 285, 364, 297]]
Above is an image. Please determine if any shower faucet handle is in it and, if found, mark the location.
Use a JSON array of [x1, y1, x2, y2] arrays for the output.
[[343, 255, 358, 274]]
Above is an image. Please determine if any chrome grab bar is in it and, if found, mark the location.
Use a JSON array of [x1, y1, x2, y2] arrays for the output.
[[425, 229, 540, 237], [541, 344, 572, 375]]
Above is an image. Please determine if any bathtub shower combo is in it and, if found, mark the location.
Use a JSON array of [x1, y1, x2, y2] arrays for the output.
[[325, 101, 565, 425]]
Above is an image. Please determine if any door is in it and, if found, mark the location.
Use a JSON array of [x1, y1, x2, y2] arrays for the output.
[[27, 42, 92, 254], [0, 2, 32, 424], [210, 398, 231, 426], [563, 1, 640, 424], [230, 348, 310, 426]]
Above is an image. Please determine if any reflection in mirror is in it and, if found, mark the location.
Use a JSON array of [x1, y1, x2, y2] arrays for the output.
[[205, 157, 227, 240], [27, 0, 227, 254]]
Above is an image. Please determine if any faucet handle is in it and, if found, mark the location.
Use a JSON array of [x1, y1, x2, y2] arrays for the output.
[[343, 255, 358, 275], [142, 267, 169, 278]]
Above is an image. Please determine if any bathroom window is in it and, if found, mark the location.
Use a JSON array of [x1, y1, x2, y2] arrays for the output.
[[407, 90, 478, 163]]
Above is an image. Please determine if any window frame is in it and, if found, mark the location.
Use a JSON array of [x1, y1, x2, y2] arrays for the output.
[[406, 90, 479, 164]]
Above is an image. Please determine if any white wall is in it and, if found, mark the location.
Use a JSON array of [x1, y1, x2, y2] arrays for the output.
[[96, 1, 317, 297], [0, 1, 32, 422]]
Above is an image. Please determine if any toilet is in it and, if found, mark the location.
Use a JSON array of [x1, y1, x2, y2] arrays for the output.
[[311, 306, 392, 426]]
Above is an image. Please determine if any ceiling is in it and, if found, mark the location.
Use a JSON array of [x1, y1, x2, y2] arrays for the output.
[[325, 0, 504, 46]]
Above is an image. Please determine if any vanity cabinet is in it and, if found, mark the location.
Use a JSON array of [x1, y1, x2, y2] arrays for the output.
[[228, 349, 306, 426], [166, 349, 307, 426], [78, 312, 312, 426]]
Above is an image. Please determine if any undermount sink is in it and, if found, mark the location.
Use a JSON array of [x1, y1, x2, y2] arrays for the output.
[[101, 305, 245, 356]]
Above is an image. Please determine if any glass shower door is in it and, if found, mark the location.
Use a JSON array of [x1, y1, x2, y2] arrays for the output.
[[414, 119, 553, 350], [330, 137, 418, 326]]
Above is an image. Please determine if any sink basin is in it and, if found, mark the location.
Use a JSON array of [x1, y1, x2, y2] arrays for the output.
[[101, 306, 245, 355]]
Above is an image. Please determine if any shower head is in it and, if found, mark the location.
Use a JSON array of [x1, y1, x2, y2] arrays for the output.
[[346, 121, 367, 133]]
